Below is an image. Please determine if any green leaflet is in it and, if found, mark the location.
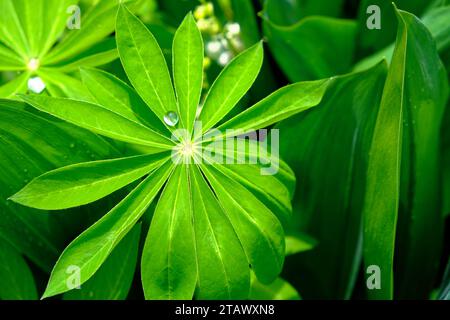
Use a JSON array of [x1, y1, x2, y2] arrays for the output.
[[37, 69, 93, 101], [0, 239, 38, 300], [363, 9, 448, 299], [439, 258, 450, 300], [262, 0, 357, 81], [217, 78, 331, 138], [0, 72, 29, 98], [80, 67, 167, 134], [42, 161, 173, 298], [277, 62, 387, 299], [199, 42, 263, 133], [63, 224, 141, 300], [201, 164, 285, 284], [173, 13, 203, 134], [116, 5, 178, 127], [10, 153, 169, 210], [190, 165, 250, 299], [0, 43, 24, 70], [141, 165, 197, 300], [18, 94, 174, 149]]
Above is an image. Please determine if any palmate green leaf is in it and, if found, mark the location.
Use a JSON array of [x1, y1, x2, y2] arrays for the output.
[[17, 94, 174, 149], [141, 165, 197, 300], [63, 224, 141, 300], [201, 164, 285, 284], [189, 165, 250, 299], [0, 239, 38, 300], [10, 153, 169, 210], [173, 13, 203, 134], [0, 100, 118, 272], [80, 67, 167, 134], [199, 42, 263, 133], [262, 0, 357, 82], [363, 9, 448, 299], [41, 161, 173, 299], [216, 78, 331, 138], [116, 5, 177, 126], [277, 62, 387, 299]]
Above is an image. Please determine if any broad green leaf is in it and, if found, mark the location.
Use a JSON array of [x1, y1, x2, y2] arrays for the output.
[[0, 72, 29, 98], [356, 0, 429, 55], [0, 239, 38, 300], [80, 67, 167, 134], [11, 153, 169, 210], [250, 275, 300, 300], [141, 165, 197, 300], [0, 101, 118, 272], [173, 13, 203, 134], [63, 224, 141, 300], [354, 6, 450, 71], [216, 78, 331, 137], [363, 9, 448, 299], [285, 233, 317, 256], [116, 5, 177, 126], [18, 94, 174, 149], [199, 42, 263, 133], [201, 164, 285, 284], [277, 62, 387, 299], [392, 10, 448, 299], [43, 0, 133, 65], [263, 0, 356, 81], [189, 165, 250, 299], [0, 0, 30, 58], [42, 161, 172, 299]]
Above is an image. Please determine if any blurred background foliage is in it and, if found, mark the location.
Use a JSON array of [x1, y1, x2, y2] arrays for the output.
[[0, 0, 449, 300]]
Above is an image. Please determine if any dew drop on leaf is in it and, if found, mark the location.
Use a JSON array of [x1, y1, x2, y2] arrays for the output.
[[163, 111, 179, 127], [27, 76, 46, 94]]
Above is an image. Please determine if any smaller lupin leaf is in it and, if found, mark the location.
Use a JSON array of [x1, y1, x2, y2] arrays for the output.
[[199, 42, 264, 133], [173, 13, 204, 134], [17, 94, 174, 149], [10, 153, 169, 210], [42, 162, 173, 299]]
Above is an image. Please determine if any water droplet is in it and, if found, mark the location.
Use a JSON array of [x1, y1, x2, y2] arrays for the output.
[[27, 58, 40, 71], [163, 111, 179, 127], [27, 76, 46, 94]]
